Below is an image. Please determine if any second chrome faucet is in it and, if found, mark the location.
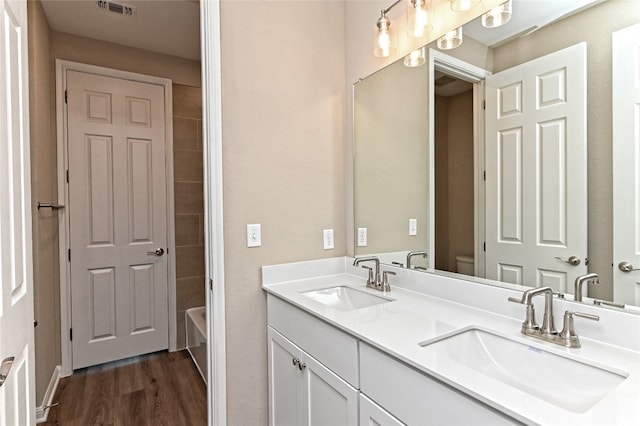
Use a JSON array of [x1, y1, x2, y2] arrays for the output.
[[509, 286, 599, 348]]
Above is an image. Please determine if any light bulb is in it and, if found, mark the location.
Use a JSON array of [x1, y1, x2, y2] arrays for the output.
[[450, 0, 480, 12], [437, 26, 463, 50], [404, 47, 426, 67], [409, 0, 432, 38], [373, 12, 396, 57], [482, 0, 512, 28]]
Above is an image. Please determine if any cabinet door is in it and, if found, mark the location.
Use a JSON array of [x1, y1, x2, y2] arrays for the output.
[[359, 394, 405, 426], [302, 352, 358, 426], [268, 328, 303, 426]]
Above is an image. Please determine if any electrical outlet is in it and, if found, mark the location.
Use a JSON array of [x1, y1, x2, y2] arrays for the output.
[[323, 229, 334, 250], [357, 227, 367, 247], [409, 218, 417, 236], [247, 224, 261, 247]]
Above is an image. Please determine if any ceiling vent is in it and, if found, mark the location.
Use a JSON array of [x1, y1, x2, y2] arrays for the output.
[[96, 1, 136, 17]]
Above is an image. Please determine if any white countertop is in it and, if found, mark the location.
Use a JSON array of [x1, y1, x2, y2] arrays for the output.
[[262, 257, 640, 425]]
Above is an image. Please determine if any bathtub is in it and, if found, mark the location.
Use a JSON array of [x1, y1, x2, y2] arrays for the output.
[[186, 306, 207, 384]]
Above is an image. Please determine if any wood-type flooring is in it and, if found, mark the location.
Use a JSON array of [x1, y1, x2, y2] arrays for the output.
[[42, 350, 207, 426]]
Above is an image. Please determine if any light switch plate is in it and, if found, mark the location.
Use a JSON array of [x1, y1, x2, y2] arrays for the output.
[[247, 224, 261, 247], [409, 219, 417, 236], [323, 229, 334, 250], [357, 227, 367, 247]]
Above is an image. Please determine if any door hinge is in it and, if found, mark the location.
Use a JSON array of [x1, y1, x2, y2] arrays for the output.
[[209, 278, 213, 291], [65, 90, 68, 104], [483, 171, 486, 181], [483, 100, 486, 110], [34, 320, 38, 328], [68, 249, 71, 262], [483, 242, 486, 252], [66, 169, 69, 183], [69, 328, 73, 341]]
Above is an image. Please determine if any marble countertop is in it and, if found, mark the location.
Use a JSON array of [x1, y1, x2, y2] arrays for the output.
[[262, 257, 640, 425]]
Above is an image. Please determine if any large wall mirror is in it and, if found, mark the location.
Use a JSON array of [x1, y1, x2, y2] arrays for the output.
[[353, 0, 640, 312]]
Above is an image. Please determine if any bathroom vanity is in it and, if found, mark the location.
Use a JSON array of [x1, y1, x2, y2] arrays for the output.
[[263, 257, 640, 425]]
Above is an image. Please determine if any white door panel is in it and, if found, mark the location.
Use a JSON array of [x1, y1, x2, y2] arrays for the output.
[[485, 43, 587, 293], [67, 70, 169, 369], [0, 0, 36, 422], [613, 23, 640, 305]]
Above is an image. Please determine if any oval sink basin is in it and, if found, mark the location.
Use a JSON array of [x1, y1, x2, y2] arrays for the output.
[[302, 286, 391, 311], [418, 327, 628, 413]]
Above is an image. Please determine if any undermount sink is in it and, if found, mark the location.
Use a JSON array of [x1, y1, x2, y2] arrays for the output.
[[419, 327, 627, 413], [302, 286, 392, 311]]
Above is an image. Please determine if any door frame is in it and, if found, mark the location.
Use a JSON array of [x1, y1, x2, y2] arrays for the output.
[[55, 60, 177, 376], [427, 49, 490, 276]]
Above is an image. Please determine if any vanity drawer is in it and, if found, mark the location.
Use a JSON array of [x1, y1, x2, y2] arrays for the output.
[[359, 343, 520, 426], [267, 294, 359, 387]]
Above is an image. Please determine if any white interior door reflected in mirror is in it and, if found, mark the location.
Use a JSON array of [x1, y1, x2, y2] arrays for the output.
[[485, 43, 588, 294], [613, 23, 640, 306]]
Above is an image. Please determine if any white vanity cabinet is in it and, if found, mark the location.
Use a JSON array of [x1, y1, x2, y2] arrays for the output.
[[267, 294, 360, 426], [359, 394, 405, 426], [360, 343, 519, 425]]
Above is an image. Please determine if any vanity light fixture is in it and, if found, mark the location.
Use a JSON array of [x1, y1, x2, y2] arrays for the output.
[[373, 0, 403, 58], [449, 0, 481, 12], [437, 26, 463, 50], [407, 0, 432, 38], [404, 46, 426, 67], [482, 0, 512, 28]]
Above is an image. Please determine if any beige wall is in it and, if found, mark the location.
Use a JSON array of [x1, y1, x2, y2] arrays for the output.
[[434, 95, 449, 271], [492, 0, 640, 301], [446, 90, 474, 270], [28, 0, 59, 403], [220, 1, 346, 423], [434, 90, 474, 272], [354, 59, 429, 256]]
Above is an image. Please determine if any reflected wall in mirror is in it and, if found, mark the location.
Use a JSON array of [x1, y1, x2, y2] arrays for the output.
[[353, 0, 640, 311]]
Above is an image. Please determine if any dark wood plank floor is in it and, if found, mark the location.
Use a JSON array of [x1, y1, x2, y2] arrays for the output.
[[42, 350, 207, 426]]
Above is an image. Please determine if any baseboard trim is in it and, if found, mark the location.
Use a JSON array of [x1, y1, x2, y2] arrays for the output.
[[36, 365, 61, 424]]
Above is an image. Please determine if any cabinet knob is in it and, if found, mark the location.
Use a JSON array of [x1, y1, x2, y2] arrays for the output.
[[292, 358, 298, 367], [298, 361, 306, 371]]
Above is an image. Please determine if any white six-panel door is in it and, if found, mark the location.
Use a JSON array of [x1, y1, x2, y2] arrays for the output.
[[613, 23, 640, 306], [66, 70, 169, 369], [485, 43, 587, 293], [0, 0, 36, 423]]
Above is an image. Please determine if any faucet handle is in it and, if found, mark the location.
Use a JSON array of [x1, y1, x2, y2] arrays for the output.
[[558, 311, 599, 348], [508, 296, 525, 304], [360, 265, 375, 286], [381, 270, 395, 292]]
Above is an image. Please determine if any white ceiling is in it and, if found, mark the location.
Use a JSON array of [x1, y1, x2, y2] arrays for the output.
[[464, 0, 604, 47], [41, 0, 200, 61]]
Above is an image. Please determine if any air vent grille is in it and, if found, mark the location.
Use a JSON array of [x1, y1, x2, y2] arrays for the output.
[[96, 1, 136, 17]]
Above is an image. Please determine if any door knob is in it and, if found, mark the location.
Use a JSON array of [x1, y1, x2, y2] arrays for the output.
[[618, 261, 640, 273], [146, 248, 165, 256], [0, 357, 15, 388], [555, 256, 581, 266]]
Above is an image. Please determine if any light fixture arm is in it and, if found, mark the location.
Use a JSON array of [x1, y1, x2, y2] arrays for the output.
[[382, 0, 402, 15]]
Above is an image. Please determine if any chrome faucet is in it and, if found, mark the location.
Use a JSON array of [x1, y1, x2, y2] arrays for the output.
[[574, 273, 599, 302], [406, 251, 428, 269], [353, 257, 394, 292], [353, 257, 381, 289], [509, 287, 599, 348], [509, 286, 556, 336]]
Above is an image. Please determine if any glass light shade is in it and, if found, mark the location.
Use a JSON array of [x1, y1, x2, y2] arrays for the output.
[[407, 0, 432, 38], [482, 0, 512, 28], [403, 47, 426, 67], [437, 26, 463, 50], [373, 12, 396, 57], [450, 0, 481, 12]]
